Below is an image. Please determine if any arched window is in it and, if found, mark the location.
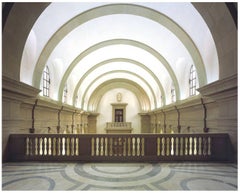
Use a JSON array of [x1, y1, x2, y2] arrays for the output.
[[75, 95, 78, 106], [63, 84, 68, 103], [43, 66, 50, 97], [189, 65, 196, 96], [171, 83, 176, 103], [160, 95, 164, 107]]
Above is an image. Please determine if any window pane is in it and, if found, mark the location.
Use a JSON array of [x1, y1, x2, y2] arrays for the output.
[[42, 66, 50, 97]]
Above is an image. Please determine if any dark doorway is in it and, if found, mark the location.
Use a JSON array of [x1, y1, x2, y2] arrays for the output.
[[115, 109, 123, 122]]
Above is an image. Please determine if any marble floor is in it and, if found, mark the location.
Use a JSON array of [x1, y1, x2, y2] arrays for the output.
[[2, 162, 237, 191]]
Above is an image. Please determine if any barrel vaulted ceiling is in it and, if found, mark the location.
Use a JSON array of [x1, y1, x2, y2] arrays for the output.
[[20, 2, 219, 112]]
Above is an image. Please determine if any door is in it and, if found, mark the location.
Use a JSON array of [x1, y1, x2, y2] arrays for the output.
[[115, 109, 123, 122]]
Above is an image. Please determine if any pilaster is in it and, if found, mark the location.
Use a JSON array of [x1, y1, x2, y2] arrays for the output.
[[139, 113, 151, 133], [88, 113, 99, 133]]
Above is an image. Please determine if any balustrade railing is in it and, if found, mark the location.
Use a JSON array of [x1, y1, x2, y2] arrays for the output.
[[106, 122, 132, 128], [105, 122, 133, 133], [8, 133, 233, 162]]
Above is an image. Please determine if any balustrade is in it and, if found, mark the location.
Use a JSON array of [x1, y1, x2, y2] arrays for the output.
[[106, 122, 132, 128], [25, 136, 80, 156], [91, 136, 144, 157], [156, 136, 211, 157], [8, 133, 233, 162], [105, 122, 133, 133]]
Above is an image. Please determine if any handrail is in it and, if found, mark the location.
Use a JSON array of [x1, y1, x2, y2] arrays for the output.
[[7, 133, 233, 162]]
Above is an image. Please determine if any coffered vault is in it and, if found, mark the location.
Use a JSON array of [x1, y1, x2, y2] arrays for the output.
[[20, 2, 219, 112]]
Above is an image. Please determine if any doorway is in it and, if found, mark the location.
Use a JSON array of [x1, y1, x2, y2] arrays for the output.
[[115, 109, 123, 122], [111, 103, 127, 123]]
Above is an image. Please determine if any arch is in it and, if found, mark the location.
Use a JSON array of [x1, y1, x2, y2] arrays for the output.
[[6, 3, 235, 91], [88, 79, 151, 112], [3, 3, 49, 81], [32, 3, 206, 98], [193, 3, 236, 80], [81, 70, 157, 110], [72, 58, 165, 106], [58, 39, 179, 104]]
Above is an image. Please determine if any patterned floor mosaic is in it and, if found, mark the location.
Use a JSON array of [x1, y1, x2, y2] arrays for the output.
[[2, 162, 237, 190]]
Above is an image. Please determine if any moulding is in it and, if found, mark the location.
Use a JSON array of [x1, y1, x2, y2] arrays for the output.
[[22, 96, 85, 115], [111, 103, 128, 106], [2, 75, 41, 101], [138, 112, 150, 116], [150, 95, 201, 114], [197, 74, 237, 100], [89, 112, 100, 117], [111, 103, 128, 122]]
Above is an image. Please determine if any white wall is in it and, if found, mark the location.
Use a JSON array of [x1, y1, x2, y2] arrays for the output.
[[97, 88, 141, 133]]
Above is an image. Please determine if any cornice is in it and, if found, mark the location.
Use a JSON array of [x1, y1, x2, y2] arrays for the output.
[[111, 103, 128, 106], [198, 74, 237, 100], [89, 112, 100, 117], [2, 76, 41, 101], [147, 93, 216, 115]]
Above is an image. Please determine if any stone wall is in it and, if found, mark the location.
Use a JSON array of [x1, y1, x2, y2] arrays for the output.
[[198, 74, 237, 159], [2, 76, 89, 161], [148, 75, 237, 160], [2, 75, 237, 161], [149, 97, 217, 133]]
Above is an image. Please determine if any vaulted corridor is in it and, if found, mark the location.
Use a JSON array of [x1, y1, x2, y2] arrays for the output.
[[2, 2, 238, 191]]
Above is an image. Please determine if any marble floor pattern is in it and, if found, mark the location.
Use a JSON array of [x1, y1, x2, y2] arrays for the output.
[[2, 162, 237, 191]]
